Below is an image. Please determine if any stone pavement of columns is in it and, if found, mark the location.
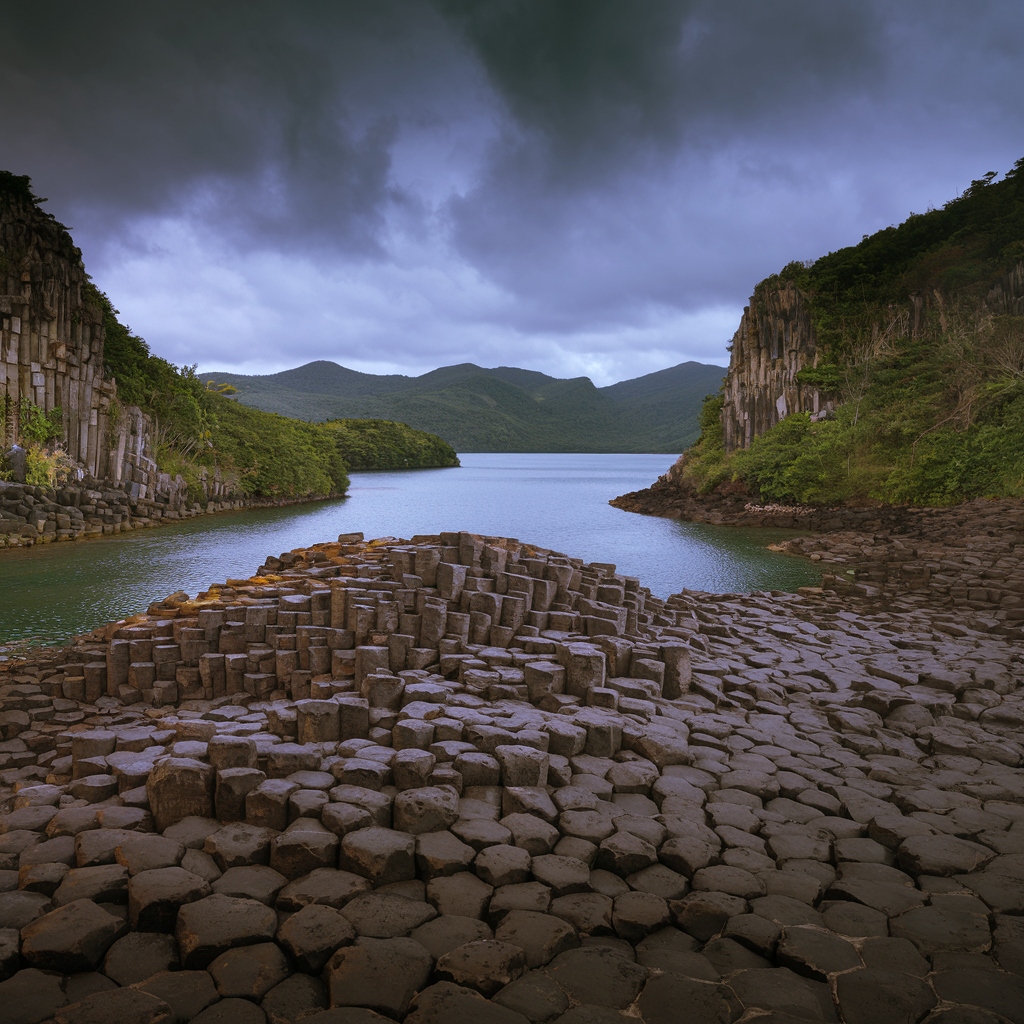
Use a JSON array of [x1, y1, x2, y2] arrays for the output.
[[0, 529, 1021, 1023]]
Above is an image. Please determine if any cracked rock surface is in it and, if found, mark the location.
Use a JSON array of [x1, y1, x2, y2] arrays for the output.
[[0, 524, 1022, 1023]]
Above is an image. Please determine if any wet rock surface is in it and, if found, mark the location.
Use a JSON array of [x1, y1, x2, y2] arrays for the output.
[[0, 525, 1022, 1021], [611, 488, 1024, 636], [0, 480, 256, 554]]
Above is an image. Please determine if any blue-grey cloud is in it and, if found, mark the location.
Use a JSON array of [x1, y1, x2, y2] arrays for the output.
[[1, 1, 1021, 385]]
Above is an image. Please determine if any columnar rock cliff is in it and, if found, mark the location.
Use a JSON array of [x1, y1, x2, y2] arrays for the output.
[[0, 174, 182, 499], [984, 261, 1024, 315], [1, 176, 111, 472], [721, 282, 831, 452], [720, 258, 1024, 455]]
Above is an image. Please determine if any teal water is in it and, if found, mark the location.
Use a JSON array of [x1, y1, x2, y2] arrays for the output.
[[0, 453, 819, 647]]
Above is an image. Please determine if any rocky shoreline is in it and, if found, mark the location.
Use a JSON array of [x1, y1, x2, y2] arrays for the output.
[[0, 522, 1022, 1023], [0, 481, 341, 552], [613, 478, 1023, 633]]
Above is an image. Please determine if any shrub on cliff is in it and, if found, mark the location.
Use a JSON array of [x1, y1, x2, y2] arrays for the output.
[[710, 333, 1024, 506], [731, 405, 884, 505], [0, 397, 77, 488], [679, 395, 730, 494], [208, 396, 348, 498], [17, 399, 64, 446]]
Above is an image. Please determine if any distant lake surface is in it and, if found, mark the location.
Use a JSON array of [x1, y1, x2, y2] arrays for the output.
[[0, 453, 820, 647]]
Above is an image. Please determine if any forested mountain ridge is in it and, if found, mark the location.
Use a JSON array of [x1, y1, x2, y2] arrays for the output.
[[99, 297, 459, 498], [204, 359, 727, 453]]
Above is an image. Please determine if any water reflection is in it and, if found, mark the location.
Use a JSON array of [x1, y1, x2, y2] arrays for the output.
[[0, 454, 819, 646]]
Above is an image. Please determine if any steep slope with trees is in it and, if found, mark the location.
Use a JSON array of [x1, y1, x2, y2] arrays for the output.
[[661, 159, 1024, 508], [99, 295, 458, 497]]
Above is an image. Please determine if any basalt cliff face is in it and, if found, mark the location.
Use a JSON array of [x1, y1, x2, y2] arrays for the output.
[[721, 282, 832, 453], [984, 260, 1024, 316], [719, 261, 1024, 459], [0, 177, 117, 477], [630, 278, 833, 511], [613, 259, 1024, 524], [0, 175, 197, 503]]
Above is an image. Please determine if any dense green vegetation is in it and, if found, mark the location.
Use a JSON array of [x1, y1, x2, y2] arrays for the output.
[[96, 292, 457, 499], [204, 359, 726, 453], [16, 398, 63, 446], [680, 160, 1024, 507], [324, 419, 458, 470], [0, 397, 74, 487]]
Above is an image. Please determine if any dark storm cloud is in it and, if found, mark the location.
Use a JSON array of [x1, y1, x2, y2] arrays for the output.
[[439, 0, 884, 174], [1, 1, 1022, 381], [438, 0, 1024, 335], [1, 1, 464, 252]]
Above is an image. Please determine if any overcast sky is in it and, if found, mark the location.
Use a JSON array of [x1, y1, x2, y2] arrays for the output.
[[3, 1, 1022, 386]]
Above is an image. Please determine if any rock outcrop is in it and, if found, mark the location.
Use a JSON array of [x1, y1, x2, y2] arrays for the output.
[[0, 478, 255, 550], [721, 256, 1024, 456], [721, 282, 832, 453], [1, 525, 1023, 1019], [618, 256, 1024, 519], [984, 260, 1024, 316], [0, 175, 111, 475], [0, 173, 229, 506]]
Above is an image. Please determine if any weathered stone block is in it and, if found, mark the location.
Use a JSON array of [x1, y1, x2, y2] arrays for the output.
[[215, 768, 266, 822], [295, 700, 340, 744], [146, 759, 214, 832]]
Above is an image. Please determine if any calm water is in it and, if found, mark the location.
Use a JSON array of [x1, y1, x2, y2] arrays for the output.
[[0, 453, 819, 647]]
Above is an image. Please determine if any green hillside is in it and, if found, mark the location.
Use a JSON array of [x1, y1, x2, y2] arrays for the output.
[[203, 359, 726, 453], [682, 159, 1024, 506], [323, 419, 459, 471], [97, 292, 458, 500]]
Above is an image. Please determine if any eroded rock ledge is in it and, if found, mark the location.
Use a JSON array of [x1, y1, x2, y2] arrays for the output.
[[0, 528, 1022, 1023], [0, 480, 339, 552]]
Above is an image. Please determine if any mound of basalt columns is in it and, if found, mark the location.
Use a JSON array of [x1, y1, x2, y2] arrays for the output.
[[0, 529, 1022, 1023]]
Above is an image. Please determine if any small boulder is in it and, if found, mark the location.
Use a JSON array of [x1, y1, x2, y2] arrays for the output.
[[134, 970, 220, 1023], [340, 891, 437, 938], [208, 941, 291, 1000], [392, 787, 460, 835], [103, 931, 178, 986], [324, 936, 434, 1018], [20, 899, 125, 973], [898, 835, 996, 878], [176, 893, 278, 969], [52, 987, 175, 1024], [495, 910, 579, 968], [129, 867, 211, 932], [0, 968, 67, 1024], [340, 828, 416, 885], [276, 903, 356, 972], [435, 939, 527, 997]]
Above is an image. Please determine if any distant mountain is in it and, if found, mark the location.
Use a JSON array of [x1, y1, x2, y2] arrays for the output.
[[201, 360, 727, 453]]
